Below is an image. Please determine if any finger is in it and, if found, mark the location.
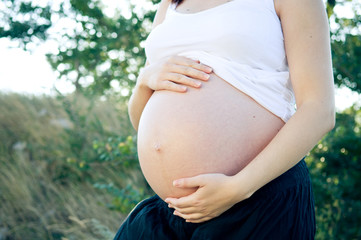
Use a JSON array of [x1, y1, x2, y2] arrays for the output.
[[173, 175, 205, 188], [169, 205, 198, 215], [165, 194, 200, 208], [166, 73, 203, 88], [170, 64, 210, 81], [170, 56, 213, 73], [161, 80, 187, 92]]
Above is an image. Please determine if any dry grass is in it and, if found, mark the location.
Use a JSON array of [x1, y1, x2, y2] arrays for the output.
[[0, 149, 125, 240], [0, 93, 136, 239]]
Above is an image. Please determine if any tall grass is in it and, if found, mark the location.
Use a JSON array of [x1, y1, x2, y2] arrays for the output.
[[0, 92, 143, 239], [0, 149, 120, 239]]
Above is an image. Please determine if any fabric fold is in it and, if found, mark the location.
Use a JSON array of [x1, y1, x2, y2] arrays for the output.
[[178, 50, 295, 122]]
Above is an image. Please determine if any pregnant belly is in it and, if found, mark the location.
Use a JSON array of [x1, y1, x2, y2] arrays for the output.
[[137, 73, 284, 200]]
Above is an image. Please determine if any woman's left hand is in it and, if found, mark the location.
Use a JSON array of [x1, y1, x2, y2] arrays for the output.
[[164, 173, 248, 223]]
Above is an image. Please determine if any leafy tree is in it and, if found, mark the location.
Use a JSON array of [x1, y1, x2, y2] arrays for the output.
[[0, 0, 159, 95], [0, 0, 52, 49], [329, 0, 361, 93], [45, 0, 152, 95], [308, 106, 361, 239]]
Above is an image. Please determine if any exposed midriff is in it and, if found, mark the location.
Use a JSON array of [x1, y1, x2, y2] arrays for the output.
[[137, 73, 285, 200]]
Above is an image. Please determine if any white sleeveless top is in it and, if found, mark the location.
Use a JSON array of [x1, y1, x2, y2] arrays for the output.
[[144, 0, 295, 122]]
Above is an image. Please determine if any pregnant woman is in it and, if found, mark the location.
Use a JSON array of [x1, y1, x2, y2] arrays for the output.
[[114, 0, 335, 239]]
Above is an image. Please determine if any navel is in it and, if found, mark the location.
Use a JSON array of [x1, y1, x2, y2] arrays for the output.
[[153, 142, 162, 152]]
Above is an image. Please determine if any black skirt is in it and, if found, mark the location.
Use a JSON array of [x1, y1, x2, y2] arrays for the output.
[[113, 159, 315, 240]]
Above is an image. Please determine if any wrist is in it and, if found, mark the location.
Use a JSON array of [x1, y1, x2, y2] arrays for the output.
[[136, 68, 153, 93], [229, 172, 257, 203]]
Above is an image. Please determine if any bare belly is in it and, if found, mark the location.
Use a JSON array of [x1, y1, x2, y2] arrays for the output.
[[137, 73, 284, 200]]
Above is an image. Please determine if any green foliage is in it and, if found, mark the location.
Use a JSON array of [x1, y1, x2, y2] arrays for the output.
[[2, 0, 361, 95], [45, 0, 156, 95], [92, 136, 152, 214], [94, 183, 149, 214], [92, 135, 138, 167], [0, 0, 52, 48], [330, 0, 361, 93], [308, 106, 361, 239], [1, 0, 158, 94], [53, 92, 152, 214], [332, 33, 361, 93]]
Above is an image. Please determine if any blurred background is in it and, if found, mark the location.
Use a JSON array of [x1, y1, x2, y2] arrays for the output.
[[0, 0, 360, 239]]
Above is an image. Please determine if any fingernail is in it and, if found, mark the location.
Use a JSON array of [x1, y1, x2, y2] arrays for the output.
[[173, 180, 180, 186], [205, 67, 212, 72], [203, 74, 210, 80]]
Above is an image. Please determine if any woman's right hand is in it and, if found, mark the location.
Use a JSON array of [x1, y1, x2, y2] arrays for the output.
[[138, 55, 213, 92]]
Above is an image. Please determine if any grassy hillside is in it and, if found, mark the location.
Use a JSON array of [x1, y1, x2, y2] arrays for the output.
[[0, 92, 149, 240]]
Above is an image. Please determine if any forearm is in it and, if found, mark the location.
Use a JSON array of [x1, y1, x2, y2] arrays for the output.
[[232, 101, 335, 200], [128, 73, 154, 131], [127, 0, 171, 131]]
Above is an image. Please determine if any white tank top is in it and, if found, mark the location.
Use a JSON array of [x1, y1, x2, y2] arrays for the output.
[[144, 0, 295, 122]]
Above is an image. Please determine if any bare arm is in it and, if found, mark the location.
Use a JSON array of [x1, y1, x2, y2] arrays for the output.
[[128, 0, 170, 131], [127, 66, 153, 132], [232, 0, 335, 197], [165, 0, 335, 223]]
